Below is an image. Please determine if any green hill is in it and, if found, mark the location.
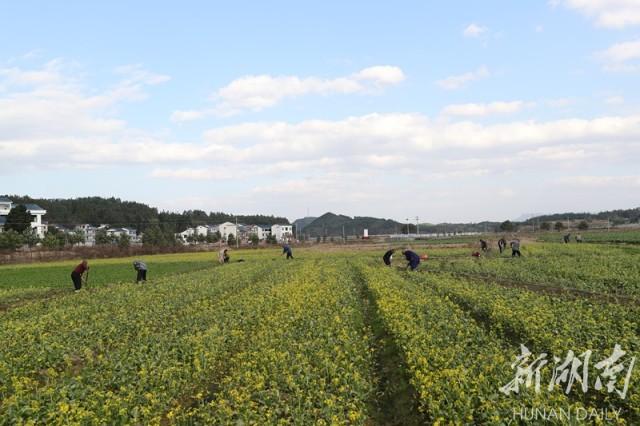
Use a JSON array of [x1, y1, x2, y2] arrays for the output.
[[300, 212, 401, 237]]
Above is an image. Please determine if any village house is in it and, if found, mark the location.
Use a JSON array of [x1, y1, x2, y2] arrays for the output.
[[174, 222, 292, 245], [270, 224, 293, 242], [75, 224, 98, 246], [217, 222, 237, 240], [0, 197, 48, 238], [248, 224, 271, 240]]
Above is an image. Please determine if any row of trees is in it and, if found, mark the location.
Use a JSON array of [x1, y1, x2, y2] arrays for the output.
[[497, 220, 589, 233], [0, 228, 133, 251]]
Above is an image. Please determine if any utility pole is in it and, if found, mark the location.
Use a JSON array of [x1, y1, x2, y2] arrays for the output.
[[416, 216, 420, 236], [235, 216, 239, 249], [342, 225, 345, 243]]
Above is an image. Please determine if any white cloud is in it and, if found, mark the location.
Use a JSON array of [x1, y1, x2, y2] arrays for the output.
[[552, 0, 640, 29], [436, 66, 490, 90], [463, 23, 488, 37], [596, 39, 640, 71], [442, 101, 531, 117], [605, 95, 625, 105], [558, 175, 640, 188], [0, 59, 173, 169], [171, 65, 405, 121], [3, 61, 639, 215]]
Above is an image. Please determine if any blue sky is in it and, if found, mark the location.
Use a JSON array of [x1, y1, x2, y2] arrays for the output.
[[2, 1, 639, 222]]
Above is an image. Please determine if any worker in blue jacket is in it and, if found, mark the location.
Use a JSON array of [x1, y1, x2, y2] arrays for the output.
[[402, 250, 421, 271], [282, 244, 294, 259]]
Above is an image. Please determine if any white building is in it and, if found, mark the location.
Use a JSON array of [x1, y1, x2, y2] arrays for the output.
[[248, 224, 270, 240], [0, 198, 48, 238], [177, 228, 195, 242], [271, 224, 293, 242], [75, 224, 97, 246], [194, 225, 209, 237], [107, 227, 137, 239], [24, 204, 47, 238], [0, 197, 11, 216], [218, 222, 237, 240]]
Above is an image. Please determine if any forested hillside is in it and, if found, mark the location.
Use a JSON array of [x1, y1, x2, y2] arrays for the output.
[[5, 196, 289, 232]]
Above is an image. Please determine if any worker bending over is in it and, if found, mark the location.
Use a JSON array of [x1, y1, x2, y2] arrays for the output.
[[383, 249, 395, 266], [71, 260, 89, 291], [133, 260, 148, 283], [498, 238, 507, 253], [218, 248, 230, 264], [403, 250, 421, 271], [510, 239, 522, 257], [282, 244, 294, 259]]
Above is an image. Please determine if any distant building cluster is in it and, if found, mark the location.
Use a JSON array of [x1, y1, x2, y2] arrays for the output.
[[176, 222, 293, 244], [0, 197, 293, 247]]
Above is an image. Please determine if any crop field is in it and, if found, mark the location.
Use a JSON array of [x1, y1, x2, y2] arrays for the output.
[[537, 230, 640, 244], [1, 242, 639, 424]]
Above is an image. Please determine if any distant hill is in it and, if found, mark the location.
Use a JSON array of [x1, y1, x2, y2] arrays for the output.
[[526, 207, 640, 225], [301, 212, 402, 237], [292, 216, 317, 232]]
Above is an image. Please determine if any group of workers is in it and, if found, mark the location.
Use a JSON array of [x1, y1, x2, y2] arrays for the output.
[[70, 243, 296, 291], [383, 237, 525, 271], [563, 233, 583, 243], [70, 259, 148, 291], [383, 248, 422, 270], [68, 236, 532, 291], [480, 238, 521, 257]]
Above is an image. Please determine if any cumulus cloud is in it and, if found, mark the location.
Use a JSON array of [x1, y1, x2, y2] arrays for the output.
[[171, 65, 405, 121], [442, 101, 531, 117], [0, 59, 172, 169], [552, 0, 640, 29], [3, 59, 640, 220], [436, 66, 490, 90], [596, 39, 640, 71], [463, 23, 488, 37]]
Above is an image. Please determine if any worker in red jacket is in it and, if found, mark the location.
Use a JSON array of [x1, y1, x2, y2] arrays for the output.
[[71, 260, 89, 291]]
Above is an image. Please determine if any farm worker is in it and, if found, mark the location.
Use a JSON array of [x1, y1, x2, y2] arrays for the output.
[[576, 234, 583, 243], [498, 238, 507, 253], [402, 250, 421, 271], [563, 234, 571, 244], [282, 244, 294, 259], [133, 260, 147, 283], [480, 239, 488, 252], [383, 249, 395, 266], [71, 260, 89, 291], [510, 240, 522, 257], [218, 248, 229, 264]]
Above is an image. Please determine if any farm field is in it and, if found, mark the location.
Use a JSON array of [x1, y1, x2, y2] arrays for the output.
[[536, 230, 640, 244], [1, 243, 639, 424]]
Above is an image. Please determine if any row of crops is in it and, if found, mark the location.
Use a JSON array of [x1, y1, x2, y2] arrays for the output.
[[536, 230, 640, 244], [1, 244, 639, 423], [428, 243, 640, 297]]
